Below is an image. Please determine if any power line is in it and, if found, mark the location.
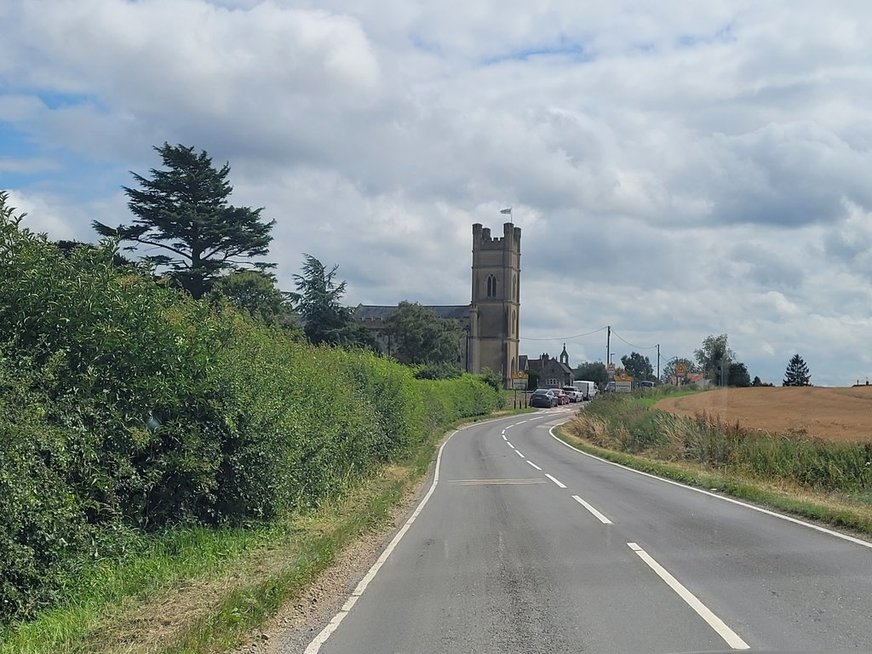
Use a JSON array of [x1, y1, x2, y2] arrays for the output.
[[520, 326, 608, 342], [611, 329, 659, 351]]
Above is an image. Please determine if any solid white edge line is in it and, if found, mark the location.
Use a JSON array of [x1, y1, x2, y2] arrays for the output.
[[515, 449, 525, 458], [571, 494, 613, 525], [527, 460, 542, 471], [548, 426, 872, 551], [627, 542, 749, 650], [305, 413, 519, 653], [545, 473, 567, 489]]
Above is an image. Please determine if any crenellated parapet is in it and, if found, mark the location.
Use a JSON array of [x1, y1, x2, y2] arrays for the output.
[[472, 222, 521, 251]]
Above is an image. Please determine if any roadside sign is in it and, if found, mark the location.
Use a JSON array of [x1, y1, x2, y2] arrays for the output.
[[511, 371, 528, 380], [675, 362, 687, 375], [607, 363, 616, 379], [512, 379, 527, 390], [614, 372, 633, 382]]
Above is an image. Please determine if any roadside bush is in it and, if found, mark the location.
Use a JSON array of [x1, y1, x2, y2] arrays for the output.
[[576, 394, 872, 494], [0, 202, 503, 623]]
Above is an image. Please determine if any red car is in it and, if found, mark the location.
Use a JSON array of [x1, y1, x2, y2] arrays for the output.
[[552, 389, 570, 405]]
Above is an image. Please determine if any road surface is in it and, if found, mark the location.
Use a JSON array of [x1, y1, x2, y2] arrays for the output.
[[300, 408, 872, 653]]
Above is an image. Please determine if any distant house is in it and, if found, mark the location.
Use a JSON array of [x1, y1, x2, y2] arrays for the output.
[[524, 345, 573, 388], [668, 372, 711, 388]]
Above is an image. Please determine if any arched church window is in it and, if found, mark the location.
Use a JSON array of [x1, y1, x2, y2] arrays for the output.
[[486, 274, 497, 298], [513, 274, 517, 302]]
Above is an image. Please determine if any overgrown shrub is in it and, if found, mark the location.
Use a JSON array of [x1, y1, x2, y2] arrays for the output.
[[0, 202, 502, 623]]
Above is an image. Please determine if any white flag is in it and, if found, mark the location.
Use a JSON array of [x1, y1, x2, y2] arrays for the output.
[[500, 207, 512, 214]]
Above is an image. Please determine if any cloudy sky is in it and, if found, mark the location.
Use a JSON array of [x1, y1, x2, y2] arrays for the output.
[[3, 0, 872, 386]]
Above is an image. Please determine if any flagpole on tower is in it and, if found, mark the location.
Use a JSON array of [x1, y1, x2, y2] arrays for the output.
[[500, 207, 512, 220]]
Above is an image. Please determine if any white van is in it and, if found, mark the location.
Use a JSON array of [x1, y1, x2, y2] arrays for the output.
[[572, 380, 597, 400]]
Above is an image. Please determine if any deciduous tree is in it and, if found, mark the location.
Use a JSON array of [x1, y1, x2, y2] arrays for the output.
[[210, 270, 303, 338], [620, 352, 655, 382], [728, 362, 751, 387], [695, 334, 736, 386], [573, 362, 608, 387], [385, 301, 461, 366]]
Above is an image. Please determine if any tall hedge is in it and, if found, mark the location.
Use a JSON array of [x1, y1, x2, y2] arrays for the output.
[[0, 206, 502, 622]]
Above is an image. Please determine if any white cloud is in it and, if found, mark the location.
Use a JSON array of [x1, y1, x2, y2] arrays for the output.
[[3, 0, 872, 386]]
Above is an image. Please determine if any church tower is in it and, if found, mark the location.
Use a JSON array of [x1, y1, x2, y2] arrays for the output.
[[469, 222, 521, 386]]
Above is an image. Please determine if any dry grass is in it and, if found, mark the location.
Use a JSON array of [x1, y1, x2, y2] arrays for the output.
[[656, 386, 872, 442], [72, 464, 416, 654]]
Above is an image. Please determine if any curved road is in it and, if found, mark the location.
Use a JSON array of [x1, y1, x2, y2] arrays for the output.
[[301, 408, 872, 653]]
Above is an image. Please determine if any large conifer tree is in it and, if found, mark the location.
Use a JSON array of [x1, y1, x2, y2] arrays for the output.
[[783, 354, 811, 386], [94, 143, 274, 298]]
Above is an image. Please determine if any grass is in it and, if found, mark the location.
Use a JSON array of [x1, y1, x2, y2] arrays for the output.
[[0, 408, 497, 654], [556, 417, 872, 540]]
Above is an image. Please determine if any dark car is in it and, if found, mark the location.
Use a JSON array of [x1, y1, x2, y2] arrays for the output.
[[530, 389, 557, 408]]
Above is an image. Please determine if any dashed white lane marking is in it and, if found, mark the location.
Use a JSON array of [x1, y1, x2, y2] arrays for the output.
[[572, 494, 613, 525], [545, 473, 567, 489], [515, 449, 525, 458], [507, 442, 515, 449], [627, 542, 749, 650], [527, 461, 542, 471], [501, 434, 507, 441], [548, 426, 872, 551]]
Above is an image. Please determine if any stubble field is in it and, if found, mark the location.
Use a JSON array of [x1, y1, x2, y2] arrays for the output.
[[655, 385, 872, 442]]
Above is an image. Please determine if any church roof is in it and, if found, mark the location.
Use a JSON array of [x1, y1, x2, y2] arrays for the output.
[[525, 354, 573, 376], [354, 304, 470, 322]]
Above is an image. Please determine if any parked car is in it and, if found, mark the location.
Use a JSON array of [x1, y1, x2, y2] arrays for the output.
[[552, 388, 570, 405], [530, 389, 557, 408], [562, 386, 583, 402]]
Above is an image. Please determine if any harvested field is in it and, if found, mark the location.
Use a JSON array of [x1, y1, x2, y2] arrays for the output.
[[655, 386, 872, 442]]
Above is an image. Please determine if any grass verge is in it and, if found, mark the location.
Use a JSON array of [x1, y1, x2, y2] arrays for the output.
[[554, 426, 872, 539], [1, 410, 516, 654]]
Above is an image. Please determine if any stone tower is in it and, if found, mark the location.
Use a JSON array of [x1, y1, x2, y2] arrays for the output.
[[469, 222, 521, 386]]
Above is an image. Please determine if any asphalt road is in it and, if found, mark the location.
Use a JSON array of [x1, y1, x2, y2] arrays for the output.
[[302, 407, 872, 653]]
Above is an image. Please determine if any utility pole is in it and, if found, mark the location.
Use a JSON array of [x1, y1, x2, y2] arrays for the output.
[[606, 325, 611, 365], [656, 344, 660, 384]]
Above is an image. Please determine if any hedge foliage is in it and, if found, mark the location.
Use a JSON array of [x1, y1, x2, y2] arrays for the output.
[[0, 203, 503, 622]]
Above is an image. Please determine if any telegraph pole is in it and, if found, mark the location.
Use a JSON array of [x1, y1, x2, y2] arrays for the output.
[[606, 325, 611, 364], [656, 344, 660, 384]]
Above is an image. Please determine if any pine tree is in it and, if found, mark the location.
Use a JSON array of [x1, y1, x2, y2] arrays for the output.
[[94, 143, 275, 298], [783, 354, 811, 386], [289, 254, 375, 349]]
